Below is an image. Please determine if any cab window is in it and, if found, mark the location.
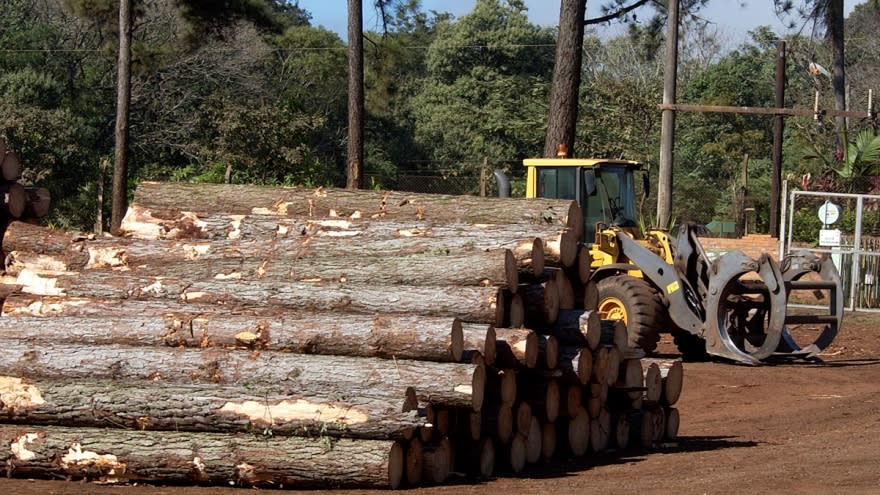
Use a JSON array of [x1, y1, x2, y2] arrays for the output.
[[537, 167, 576, 199]]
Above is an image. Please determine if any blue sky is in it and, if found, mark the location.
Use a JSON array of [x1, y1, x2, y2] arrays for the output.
[[297, 1, 860, 47]]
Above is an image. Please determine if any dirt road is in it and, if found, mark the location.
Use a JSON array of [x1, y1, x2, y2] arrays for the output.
[[2, 313, 878, 495]]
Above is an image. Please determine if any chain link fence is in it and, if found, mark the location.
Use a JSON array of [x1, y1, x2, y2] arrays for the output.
[[781, 182, 880, 311]]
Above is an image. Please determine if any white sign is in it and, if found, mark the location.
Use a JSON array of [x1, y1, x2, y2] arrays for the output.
[[817, 201, 841, 225], [819, 229, 841, 247]]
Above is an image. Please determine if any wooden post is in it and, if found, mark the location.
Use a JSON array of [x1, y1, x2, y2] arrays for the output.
[[770, 40, 786, 238], [657, 0, 679, 229]]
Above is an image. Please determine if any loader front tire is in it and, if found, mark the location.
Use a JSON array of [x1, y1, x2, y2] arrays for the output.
[[596, 276, 664, 353]]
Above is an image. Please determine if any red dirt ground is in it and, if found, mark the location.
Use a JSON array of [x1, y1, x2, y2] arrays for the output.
[[2, 312, 879, 495]]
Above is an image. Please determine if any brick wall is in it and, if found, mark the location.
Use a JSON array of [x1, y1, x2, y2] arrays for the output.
[[697, 234, 783, 260]]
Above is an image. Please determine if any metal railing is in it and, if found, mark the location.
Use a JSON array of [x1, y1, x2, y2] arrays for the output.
[[780, 181, 880, 311]]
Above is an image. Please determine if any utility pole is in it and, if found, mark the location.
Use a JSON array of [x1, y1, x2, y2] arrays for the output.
[[657, 0, 679, 228], [770, 41, 786, 238]]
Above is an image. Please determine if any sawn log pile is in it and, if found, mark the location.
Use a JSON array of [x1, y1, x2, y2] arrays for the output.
[[0, 181, 685, 489]]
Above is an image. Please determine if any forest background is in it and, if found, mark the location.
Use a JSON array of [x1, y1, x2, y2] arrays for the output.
[[1, 0, 878, 236]]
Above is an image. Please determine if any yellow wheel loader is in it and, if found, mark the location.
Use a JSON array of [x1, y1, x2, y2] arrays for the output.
[[517, 156, 842, 365]]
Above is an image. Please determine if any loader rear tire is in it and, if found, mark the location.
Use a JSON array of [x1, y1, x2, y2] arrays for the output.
[[596, 276, 663, 353]]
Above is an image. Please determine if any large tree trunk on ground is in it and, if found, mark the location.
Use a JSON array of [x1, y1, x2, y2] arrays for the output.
[[8, 245, 517, 289], [13, 270, 504, 325], [0, 425, 405, 489], [124, 182, 581, 229], [0, 341, 486, 411], [116, 209, 569, 254], [0, 312, 477, 363], [0, 376, 422, 440]]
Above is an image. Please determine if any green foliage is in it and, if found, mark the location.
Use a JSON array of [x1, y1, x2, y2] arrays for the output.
[[0, 68, 63, 108], [410, 0, 554, 173]]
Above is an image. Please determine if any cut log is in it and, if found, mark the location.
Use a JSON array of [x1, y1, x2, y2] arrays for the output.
[[1, 182, 26, 218], [487, 367, 518, 407], [600, 319, 629, 354], [513, 237, 545, 279], [548, 309, 600, 349], [525, 416, 542, 464], [13, 270, 505, 325], [615, 358, 646, 404], [538, 334, 559, 370], [0, 312, 466, 363], [518, 376, 559, 423], [591, 346, 609, 385], [566, 407, 590, 456], [0, 376, 422, 440], [646, 403, 667, 443], [642, 361, 663, 402], [558, 346, 592, 385], [454, 321, 495, 365], [455, 438, 494, 479], [0, 341, 486, 411], [505, 433, 528, 474], [405, 437, 424, 487], [1, 150, 21, 181], [665, 407, 680, 440], [0, 425, 405, 488], [589, 407, 611, 453], [6, 235, 518, 289], [582, 280, 599, 311], [125, 182, 580, 228], [482, 403, 513, 446], [421, 438, 451, 485], [541, 421, 557, 462], [554, 270, 575, 310], [562, 384, 584, 419], [520, 279, 559, 328], [606, 346, 622, 386], [494, 327, 538, 369], [543, 229, 579, 268], [611, 413, 631, 450], [629, 409, 655, 449], [587, 381, 608, 419], [514, 401, 533, 436]]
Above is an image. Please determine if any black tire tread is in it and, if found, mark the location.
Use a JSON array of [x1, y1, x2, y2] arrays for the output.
[[596, 276, 665, 354]]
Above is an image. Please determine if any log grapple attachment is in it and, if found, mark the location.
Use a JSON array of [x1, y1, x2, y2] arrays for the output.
[[614, 225, 843, 365]]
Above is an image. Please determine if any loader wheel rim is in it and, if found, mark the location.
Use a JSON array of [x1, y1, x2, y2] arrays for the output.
[[598, 297, 628, 324]]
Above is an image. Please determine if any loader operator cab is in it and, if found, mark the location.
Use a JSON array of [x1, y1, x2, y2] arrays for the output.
[[523, 158, 647, 243]]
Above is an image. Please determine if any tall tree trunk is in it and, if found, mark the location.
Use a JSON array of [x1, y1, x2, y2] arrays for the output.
[[825, 0, 846, 134], [347, 0, 364, 189], [543, 0, 586, 158], [111, 0, 133, 235], [657, 0, 679, 229]]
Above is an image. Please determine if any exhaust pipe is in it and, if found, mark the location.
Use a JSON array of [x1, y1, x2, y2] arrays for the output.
[[493, 169, 510, 198]]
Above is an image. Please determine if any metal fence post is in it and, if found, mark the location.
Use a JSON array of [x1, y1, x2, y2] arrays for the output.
[[851, 195, 864, 311]]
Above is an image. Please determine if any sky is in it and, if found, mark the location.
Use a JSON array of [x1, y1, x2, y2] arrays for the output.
[[297, 0, 861, 47]]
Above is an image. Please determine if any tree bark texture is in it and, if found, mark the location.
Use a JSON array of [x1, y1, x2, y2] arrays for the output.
[[0, 376, 422, 440], [0, 312, 477, 364], [13, 270, 504, 325], [543, 0, 586, 158], [0, 425, 405, 488], [0, 341, 486, 411], [124, 182, 580, 229]]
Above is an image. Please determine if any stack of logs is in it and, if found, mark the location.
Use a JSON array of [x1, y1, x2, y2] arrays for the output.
[[0, 181, 684, 489], [0, 137, 51, 224]]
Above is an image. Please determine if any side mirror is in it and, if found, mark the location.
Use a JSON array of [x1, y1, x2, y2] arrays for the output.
[[642, 172, 650, 198], [583, 169, 597, 196]]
